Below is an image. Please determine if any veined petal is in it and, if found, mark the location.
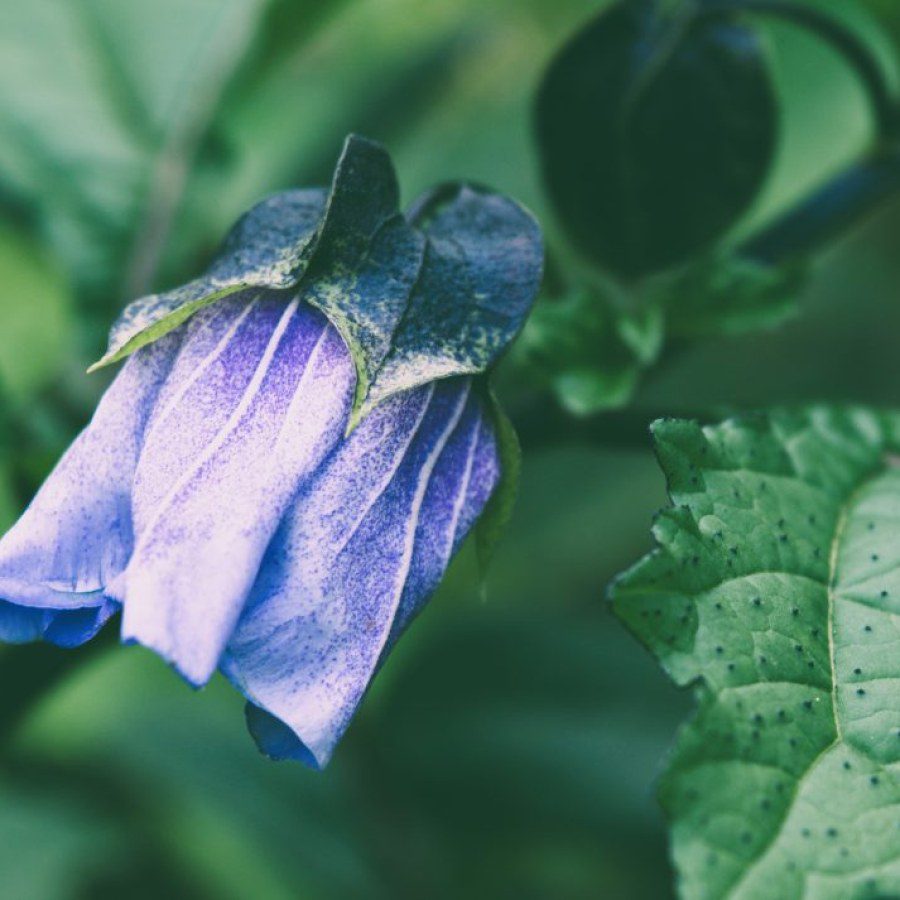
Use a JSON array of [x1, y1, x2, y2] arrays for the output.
[[0, 332, 180, 645], [116, 293, 355, 686], [222, 378, 500, 768]]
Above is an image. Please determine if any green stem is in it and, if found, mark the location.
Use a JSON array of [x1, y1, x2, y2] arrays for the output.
[[742, 145, 900, 263]]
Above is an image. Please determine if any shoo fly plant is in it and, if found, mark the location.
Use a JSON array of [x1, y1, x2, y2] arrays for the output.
[[0, 136, 542, 767], [7, 0, 900, 896]]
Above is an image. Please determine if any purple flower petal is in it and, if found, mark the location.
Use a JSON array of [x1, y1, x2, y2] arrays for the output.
[[221, 378, 500, 767], [114, 294, 355, 686], [0, 331, 180, 644]]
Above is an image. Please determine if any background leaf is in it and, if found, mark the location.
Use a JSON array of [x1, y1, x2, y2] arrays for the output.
[[0, 226, 72, 401], [517, 290, 649, 415], [650, 254, 804, 338], [613, 408, 900, 899], [535, 1, 778, 277]]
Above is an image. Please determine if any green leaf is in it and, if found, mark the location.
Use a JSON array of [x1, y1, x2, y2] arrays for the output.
[[0, 0, 282, 306], [651, 254, 805, 338], [0, 225, 73, 399], [536, 1, 778, 277], [518, 290, 648, 415], [93, 135, 543, 427], [611, 407, 900, 899], [0, 780, 121, 900], [0, 465, 17, 534]]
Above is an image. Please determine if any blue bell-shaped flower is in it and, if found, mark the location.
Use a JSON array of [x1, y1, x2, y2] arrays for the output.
[[0, 136, 542, 767]]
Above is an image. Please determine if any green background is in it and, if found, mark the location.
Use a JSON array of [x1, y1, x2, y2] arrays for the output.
[[0, 0, 898, 896]]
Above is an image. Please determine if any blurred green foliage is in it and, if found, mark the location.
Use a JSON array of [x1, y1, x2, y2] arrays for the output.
[[2, 0, 900, 897], [535, 1, 779, 277]]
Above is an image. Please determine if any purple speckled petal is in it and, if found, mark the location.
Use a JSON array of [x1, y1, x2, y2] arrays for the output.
[[115, 293, 355, 686], [0, 332, 180, 645], [221, 377, 500, 768]]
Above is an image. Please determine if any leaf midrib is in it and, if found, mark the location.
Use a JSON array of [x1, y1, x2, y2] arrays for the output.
[[725, 464, 888, 898]]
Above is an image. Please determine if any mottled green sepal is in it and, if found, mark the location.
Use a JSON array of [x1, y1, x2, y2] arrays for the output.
[[90, 189, 328, 370], [352, 183, 542, 426], [93, 136, 542, 429]]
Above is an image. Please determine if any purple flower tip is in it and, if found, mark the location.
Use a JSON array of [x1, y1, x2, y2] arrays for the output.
[[0, 293, 500, 766]]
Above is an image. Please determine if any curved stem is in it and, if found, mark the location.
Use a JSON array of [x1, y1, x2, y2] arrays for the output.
[[741, 145, 900, 263], [702, 0, 899, 139]]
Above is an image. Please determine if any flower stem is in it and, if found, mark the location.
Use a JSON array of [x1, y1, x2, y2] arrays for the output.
[[741, 145, 900, 264]]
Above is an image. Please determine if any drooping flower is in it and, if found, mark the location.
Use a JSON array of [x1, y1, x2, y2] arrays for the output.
[[0, 136, 542, 767]]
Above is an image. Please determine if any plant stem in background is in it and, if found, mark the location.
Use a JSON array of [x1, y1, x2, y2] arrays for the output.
[[742, 145, 900, 263]]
